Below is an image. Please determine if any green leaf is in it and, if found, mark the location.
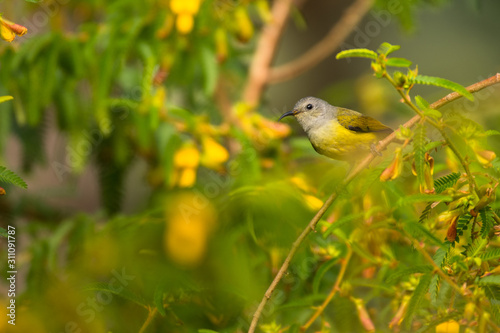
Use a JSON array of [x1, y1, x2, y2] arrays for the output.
[[386, 57, 412, 67], [377, 42, 400, 56], [404, 273, 432, 329], [0, 96, 13, 104], [385, 265, 432, 284], [464, 237, 488, 258], [479, 275, 500, 286], [412, 75, 474, 101], [456, 214, 473, 238], [0, 227, 7, 238], [481, 248, 500, 261], [404, 221, 445, 247], [84, 282, 147, 308], [199, 45, 218, 96], [415, 95, 430, 109], [198, 330, 220, 333], [413, 123, 426, 188], [480, 208, 494, 239], [418, 202, 433, 223], [422, 108, 442, 120], [433, 246, 450, 267], [313, 258, 338, 294], [153, 287, 166, 316], [336, 49, 377, 60], [484, 130, 500, 137], [434, 173, 461, 194], [0, 166, 27, 189], [397, 194, 452, 206], [429, 274, 441, 304]]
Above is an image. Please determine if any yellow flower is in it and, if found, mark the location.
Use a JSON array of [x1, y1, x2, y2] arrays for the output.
[[177, 168, 197, 188], [170, 0, 201, 15], [0, 187, 5, 195], [0, 17, 27, 42], [200, 136, 229, 170], [303, 194, 323, 211], [435, 320, 460, 333], [380, 148, 402, 182], [176, 13, 194, 34], [234, 7, 254, 42], [174, 144, 200, 168], [164, 192, 216, 266]]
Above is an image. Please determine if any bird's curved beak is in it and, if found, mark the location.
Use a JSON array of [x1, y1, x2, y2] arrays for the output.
[[278, 110, 296, 121]]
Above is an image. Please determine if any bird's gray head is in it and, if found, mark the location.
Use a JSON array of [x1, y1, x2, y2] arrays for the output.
[[279, 96, 336, 132]]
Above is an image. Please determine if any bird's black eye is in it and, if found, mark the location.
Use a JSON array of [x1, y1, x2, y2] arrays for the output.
[[306, 104, 313, 110]]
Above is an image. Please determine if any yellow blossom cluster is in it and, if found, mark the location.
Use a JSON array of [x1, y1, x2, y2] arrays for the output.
[[164, 192, 217, 266], [169, 0, 202, 34], [172, 136, 229, 188]]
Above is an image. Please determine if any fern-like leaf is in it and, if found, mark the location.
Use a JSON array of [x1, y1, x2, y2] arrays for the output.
[[413, 124, 426, 188], [84, 282, 147, 308], [434, 172, 461, 194], [484, 129, 500, 137], [385, 265, 432, 284], [412, 75, 474, 101], [0, 166, 27, 189], [398, 194, 452, 206], [429, 274, 441, 304], [403, 273, 432, 329], [480, 208, 494, 239], [404, 221, 445, 247], [463, 237, 488, 258], [479, 275, 500, 286], [336, 48, 377, 60], [418, 202, 433, 223], [456, 214, 473, 238], [481, 248, 500, 261]]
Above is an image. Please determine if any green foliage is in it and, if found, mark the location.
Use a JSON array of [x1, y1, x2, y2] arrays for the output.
[[434, 172, 461, 194], [0, 165, 27, 189], [480, 208, 495, 239], [481, 247, 500, 261], [1, 0, 499, 329], [403, 273, 432, 328], [335, 49, 377, 60], [413, 123, 427, 187], [412, 75, 474, 101]]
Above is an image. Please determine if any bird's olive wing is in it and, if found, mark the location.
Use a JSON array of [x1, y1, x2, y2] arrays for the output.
[[337, 108, 392, 133]]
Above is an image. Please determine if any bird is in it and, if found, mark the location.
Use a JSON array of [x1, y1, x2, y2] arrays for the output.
[[279, 96, 393, 162]]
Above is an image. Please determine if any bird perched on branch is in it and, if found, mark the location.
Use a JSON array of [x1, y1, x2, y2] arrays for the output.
[[279, 96, 393, 162]]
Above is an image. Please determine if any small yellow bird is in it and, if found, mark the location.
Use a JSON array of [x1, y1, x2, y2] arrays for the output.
[[279, 97, 393, 162]]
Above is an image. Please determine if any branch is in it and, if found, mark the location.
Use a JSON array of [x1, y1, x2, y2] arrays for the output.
[[243, 0, 295, 106], [247, 74, 500, 333], [267, 0, 375, 84]]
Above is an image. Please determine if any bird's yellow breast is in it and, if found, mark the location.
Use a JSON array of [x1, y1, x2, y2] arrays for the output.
[[307, 120, 379, 161]]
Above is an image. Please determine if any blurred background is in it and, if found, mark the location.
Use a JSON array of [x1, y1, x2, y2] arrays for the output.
[[0, 0, 500, 332]]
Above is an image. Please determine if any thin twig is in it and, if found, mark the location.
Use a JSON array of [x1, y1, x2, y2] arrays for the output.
[[243, 0, 295, 106], [301, 244, 352, 332], [139, 306, 158, 333], [247, 74, 500, 333], [268, 0, 375, 84]]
